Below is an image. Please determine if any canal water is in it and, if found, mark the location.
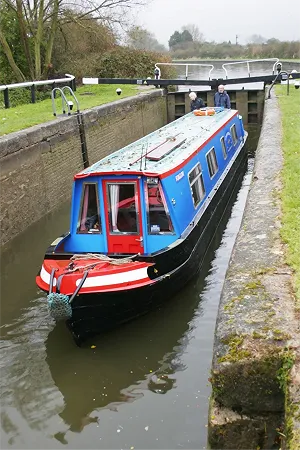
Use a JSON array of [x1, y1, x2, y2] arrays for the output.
[[0, 62, 272, 449], [0, 154, 255, 450], [172, 59, 300, 91], [173, 59, 300, 80]]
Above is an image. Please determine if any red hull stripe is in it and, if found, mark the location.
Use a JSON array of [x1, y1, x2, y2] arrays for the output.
[[37, 263, 153, 295]]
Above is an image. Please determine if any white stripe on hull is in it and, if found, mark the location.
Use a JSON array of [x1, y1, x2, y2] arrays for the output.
[[40, 265, 149, 288], [75, 267, 149, 288], [40, 266, 57, 286]]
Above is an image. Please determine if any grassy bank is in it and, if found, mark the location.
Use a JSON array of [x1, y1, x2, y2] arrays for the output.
[[276, 85, 300, 299], [0, 84, 147, 136]]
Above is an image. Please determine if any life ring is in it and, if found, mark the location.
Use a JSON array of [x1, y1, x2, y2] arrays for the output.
[[193, 109, 216, 116]]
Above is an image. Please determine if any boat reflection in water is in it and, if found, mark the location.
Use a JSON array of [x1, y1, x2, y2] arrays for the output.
[[45, 161, 247, 438], [45, 286, 198, 435]]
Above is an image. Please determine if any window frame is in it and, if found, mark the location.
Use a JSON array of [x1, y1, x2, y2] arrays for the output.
[[106, 181, 140, 235], [145, 180, 175, 235], [230, 124, 238, 145], [188, 162, 206, 209], [206, 147, 219, 179], [77, 182, 102, 234], [220, 136, 227, 160]]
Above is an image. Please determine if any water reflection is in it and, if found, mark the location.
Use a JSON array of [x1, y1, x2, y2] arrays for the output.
[[45, 272, 204, 435]]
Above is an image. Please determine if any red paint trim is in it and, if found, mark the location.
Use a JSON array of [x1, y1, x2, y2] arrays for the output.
[[73, 112, 238, 181], [36, 257, 155, 294], [74, 171, 158, 180], [160, 111, 238, 179]]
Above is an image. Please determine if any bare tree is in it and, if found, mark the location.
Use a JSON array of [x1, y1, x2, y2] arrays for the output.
[[126, 26, 167, 52], [181, 24, 204, 43], [1, 0, 147, 81]]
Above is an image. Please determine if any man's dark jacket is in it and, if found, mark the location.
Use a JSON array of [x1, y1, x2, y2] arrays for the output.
[[214, 91, 231, 108]]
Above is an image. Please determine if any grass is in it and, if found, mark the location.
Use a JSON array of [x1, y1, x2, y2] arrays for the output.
[[276, 84, 300, 299], [0, 84, 148, 136]]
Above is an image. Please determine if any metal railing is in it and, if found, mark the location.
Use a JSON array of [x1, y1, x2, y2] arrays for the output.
[[222, 58, 280, 79], [0, 73, 75, 109], [267, 70, 290, 98], [154, 63, 215, 80], [51, 86, 80, 116]]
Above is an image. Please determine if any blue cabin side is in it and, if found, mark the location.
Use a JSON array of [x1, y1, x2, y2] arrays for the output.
[[57, 113, 246, 256], [159, 113, 246, 244]]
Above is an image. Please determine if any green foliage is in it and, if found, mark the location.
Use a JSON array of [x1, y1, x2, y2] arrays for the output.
[[276, 85, 300, 299], [0, 3, 28, 83], [52, 18, 116, 80], [277, 351, 295, 391], [218, 334, 251, 363], [93, 47, 175, 79], [0, 87, 52, 108], [0, 1, 149, 83]]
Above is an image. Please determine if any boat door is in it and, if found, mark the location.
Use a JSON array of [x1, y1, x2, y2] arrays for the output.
[[103, 180, 144, 254]]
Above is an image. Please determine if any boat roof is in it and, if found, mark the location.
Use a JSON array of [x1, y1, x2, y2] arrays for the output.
[[75, 109, 238, 180]]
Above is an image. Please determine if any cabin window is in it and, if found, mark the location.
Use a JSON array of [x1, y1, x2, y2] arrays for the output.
[[107, 183, 138, 234], [230, 124, 238, 145], [206, 147, 219, 178], [188, 163, 205, 208], [220, 137, 227, 159], [77, 183, 101, 233], [146, 182, 174, 234]]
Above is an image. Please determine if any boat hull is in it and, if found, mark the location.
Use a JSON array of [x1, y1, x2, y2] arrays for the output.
[[66, 144, 248, 345]]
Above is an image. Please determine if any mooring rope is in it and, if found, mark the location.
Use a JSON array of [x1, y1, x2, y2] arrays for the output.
[[65, 253, 139, 272]]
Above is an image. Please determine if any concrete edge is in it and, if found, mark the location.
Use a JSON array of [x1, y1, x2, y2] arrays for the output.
[[208, 90, 300, 448]]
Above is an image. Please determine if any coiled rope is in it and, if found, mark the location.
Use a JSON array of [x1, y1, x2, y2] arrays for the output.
[[66, 253, 139, 272]]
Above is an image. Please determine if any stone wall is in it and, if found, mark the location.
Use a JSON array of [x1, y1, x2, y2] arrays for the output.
[[0, 90, 167, 246], [208, 92, 299, 449]]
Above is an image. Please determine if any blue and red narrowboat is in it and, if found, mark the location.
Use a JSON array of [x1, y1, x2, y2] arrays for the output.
[[36, 107, 248, 345]]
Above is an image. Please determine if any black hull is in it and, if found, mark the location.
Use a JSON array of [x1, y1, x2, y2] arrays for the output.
[[67, 146, 248, 345]]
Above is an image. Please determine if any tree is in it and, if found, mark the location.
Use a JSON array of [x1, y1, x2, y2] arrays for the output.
[[181, 24, 204, 43], [0, 2, 29, 82], [52, 16, 116, 79], [181, 30, 193, 43], [126, 26, 167, 52], [168, 31, 182, 49], [0, 0, 147, 82], [248, 34, 267, 44], [168, 29, 193, 49]]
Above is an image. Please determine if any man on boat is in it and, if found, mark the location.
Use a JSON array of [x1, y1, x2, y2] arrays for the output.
[[214, 85, 231, 109], [189, 92, 205, 111]]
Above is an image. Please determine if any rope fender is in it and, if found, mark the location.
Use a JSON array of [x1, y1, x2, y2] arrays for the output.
[[47, 270, 88, 321]]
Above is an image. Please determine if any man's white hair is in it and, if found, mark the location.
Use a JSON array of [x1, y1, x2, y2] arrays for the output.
[[189, 92, 197, 100]]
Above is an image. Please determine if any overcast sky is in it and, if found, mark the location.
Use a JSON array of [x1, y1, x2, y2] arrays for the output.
[[135, 0, 300, 46]]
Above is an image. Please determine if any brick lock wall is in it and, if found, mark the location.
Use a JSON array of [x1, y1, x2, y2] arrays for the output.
[[0, 90, 167, 246]]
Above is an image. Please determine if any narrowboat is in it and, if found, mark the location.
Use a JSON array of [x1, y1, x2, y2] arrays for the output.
[[36, 107, 248, 345]]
